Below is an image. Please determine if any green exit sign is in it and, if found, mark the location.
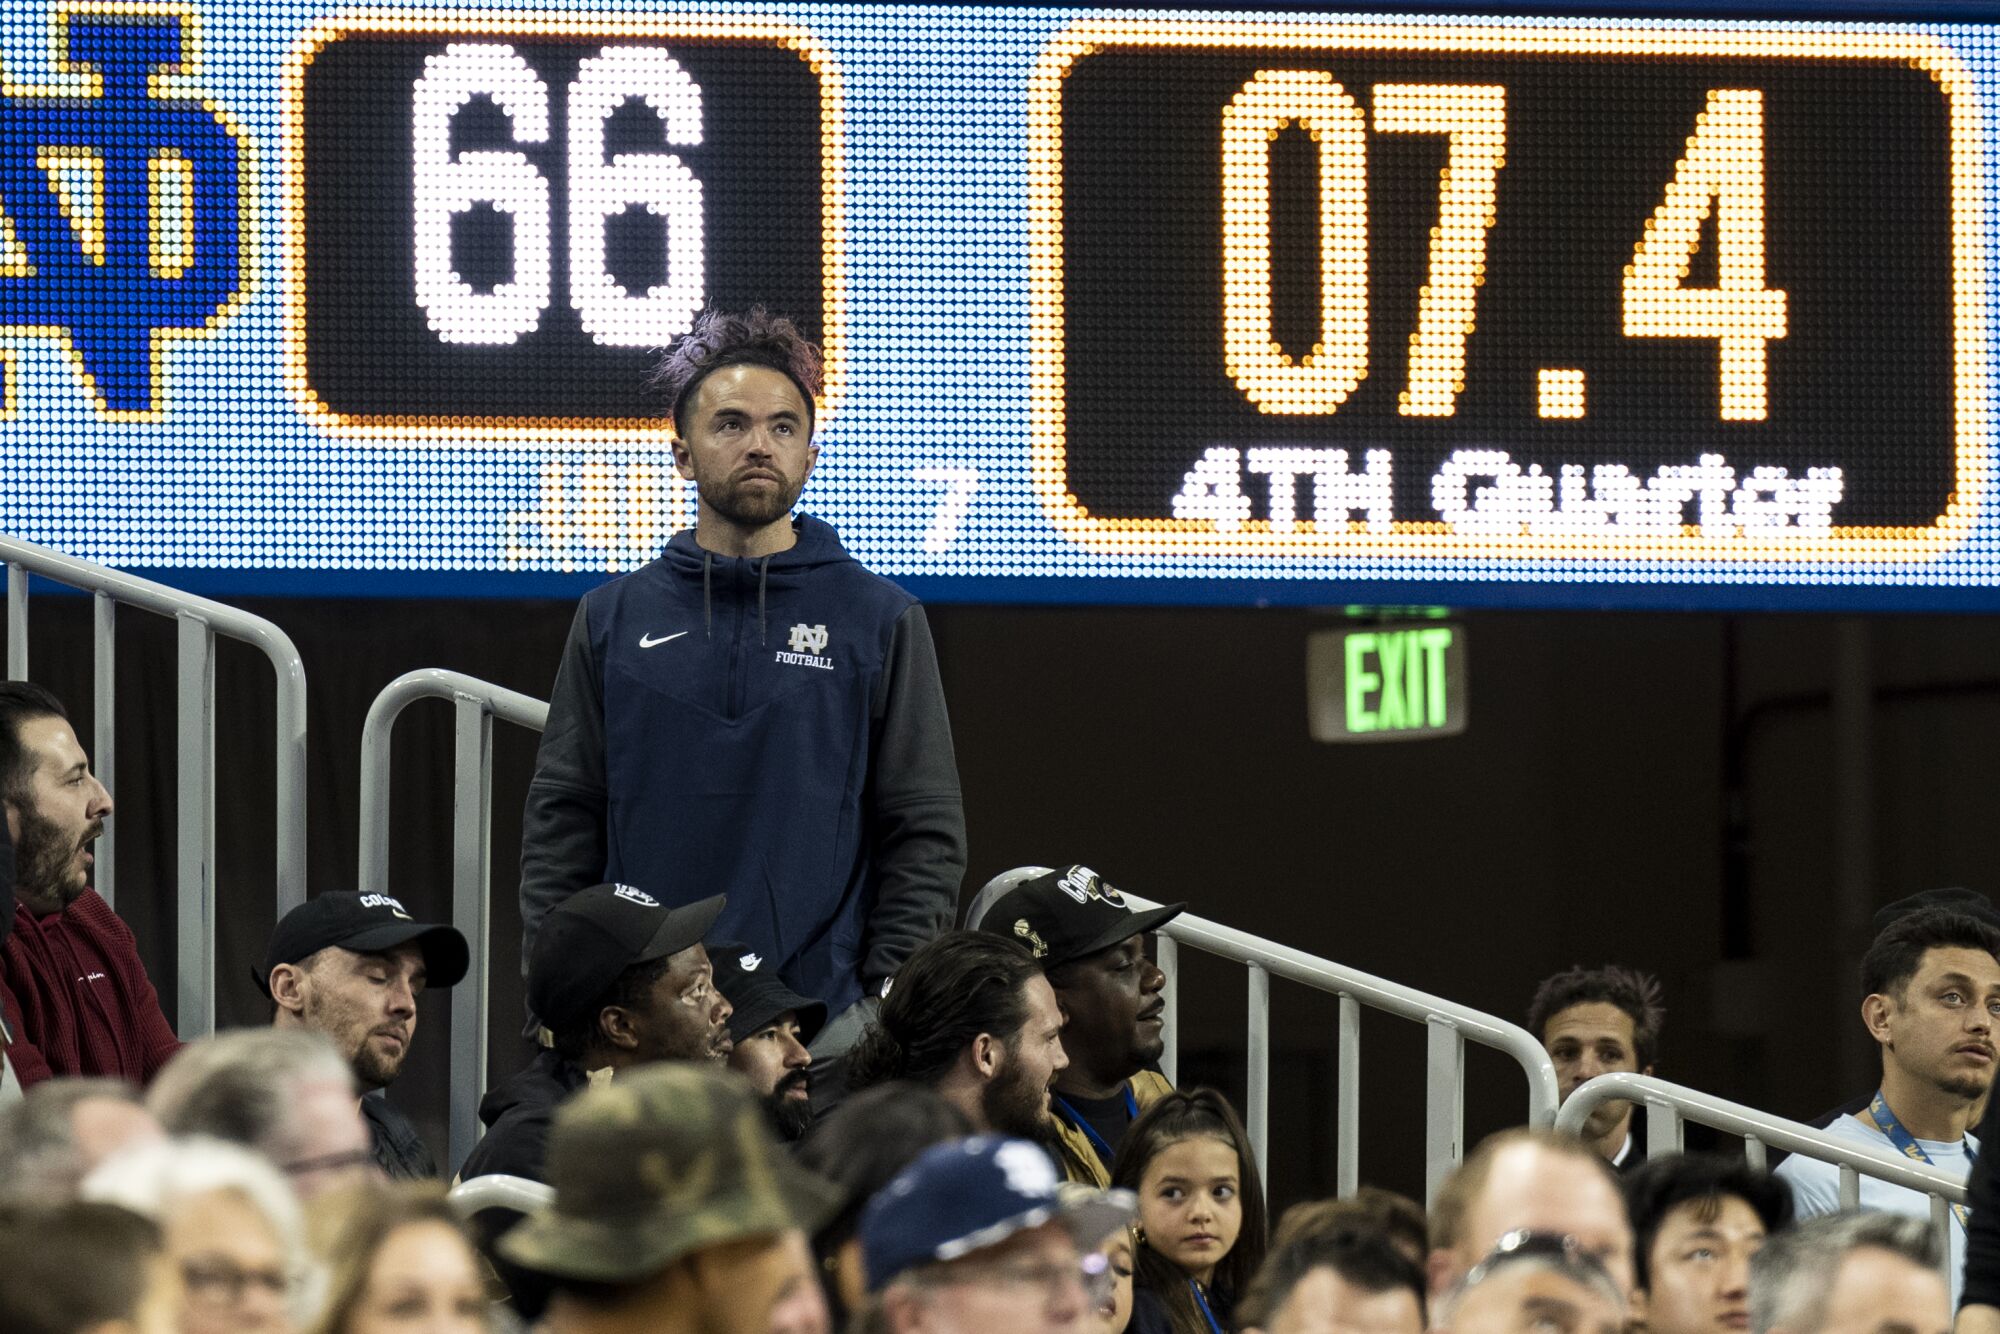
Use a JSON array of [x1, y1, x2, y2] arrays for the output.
[[1308, 624, 1468, 742]]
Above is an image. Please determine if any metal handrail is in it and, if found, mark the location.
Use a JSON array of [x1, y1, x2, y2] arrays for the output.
[[360, 666, 1558, 1199], [446, 1172, 553, 1219], [2, 534, 307, 1038], [1558, 1072, 1965, 1276], [359, 669, 549, 1177], [1122, 892, 1561, 1205]]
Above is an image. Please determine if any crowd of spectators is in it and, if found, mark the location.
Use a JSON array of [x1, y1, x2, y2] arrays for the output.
[[0, 312, 1996, 1333]]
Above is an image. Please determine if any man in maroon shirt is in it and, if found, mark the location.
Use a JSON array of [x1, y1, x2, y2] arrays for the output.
[[0, 683, 179, 1086]]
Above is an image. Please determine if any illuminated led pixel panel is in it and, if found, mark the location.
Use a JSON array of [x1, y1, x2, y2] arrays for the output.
[[0, 2, 1997, 607]]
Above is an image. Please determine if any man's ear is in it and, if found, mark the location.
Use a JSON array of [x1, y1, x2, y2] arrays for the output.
[[1863, 992, 1895, 1044], [669, 436, 695, 481], [2, 795, 18, 844], [971, 1031, 1001, 1079], [598, 1005, 640, 1052], [268, 963, 309, 1018]]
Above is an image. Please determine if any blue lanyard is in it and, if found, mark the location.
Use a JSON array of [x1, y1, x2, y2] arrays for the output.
[[1188, 1279, 1225, 1334], [1051, 1086, 1139, 1168], [1865, 1089, 1975, 1229]]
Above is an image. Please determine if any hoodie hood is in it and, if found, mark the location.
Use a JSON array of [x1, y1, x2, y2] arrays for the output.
[[477, 1049, 587, 1132], [662, 513, 855, 645]]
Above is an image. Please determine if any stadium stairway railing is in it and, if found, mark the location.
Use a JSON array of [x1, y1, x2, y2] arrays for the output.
[[1559, 1071, 1966, 1278], [358, 670, 1560, 1194], [1119, 890, 1559, 1205], [446, 1171, 553, 1219], [2, 534, 307, 1037], [359, 668, 549, 1178]]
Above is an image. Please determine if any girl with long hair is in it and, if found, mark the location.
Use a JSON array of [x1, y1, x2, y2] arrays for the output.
[[1111, 1089, 1267, 1334]]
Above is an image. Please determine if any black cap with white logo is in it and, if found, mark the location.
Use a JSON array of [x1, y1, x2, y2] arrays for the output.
[[528, 885, 727, 1029], [974, 865, 1184, 969], [261, 891, 470, 994], [709, 942, 827, 1046]]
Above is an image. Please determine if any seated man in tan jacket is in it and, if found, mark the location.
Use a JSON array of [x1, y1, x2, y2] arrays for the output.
[[972, 864, 1182, 1185]]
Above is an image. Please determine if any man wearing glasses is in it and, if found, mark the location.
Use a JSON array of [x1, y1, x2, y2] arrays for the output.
[[1437, 1231, 1625, 1334], [1426, 1127, 1636, 1310], [861, 1134, 1137, 1334], [144, 1027, 376, 1199]]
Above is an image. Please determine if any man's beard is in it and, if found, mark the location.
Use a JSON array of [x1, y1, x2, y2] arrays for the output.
[[701, 473, 805, 529], [763, 1070, 814, 1141], [982, 1051, 1059, 1147], [1935, 1071, 1991, 1102], [305, 992, 406, 1089], [13, 807, 96, 913]]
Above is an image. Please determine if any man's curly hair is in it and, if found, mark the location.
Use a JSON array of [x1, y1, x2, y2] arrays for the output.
[[1527, 964, 1666, 1069], [649, 307, 824, 432]]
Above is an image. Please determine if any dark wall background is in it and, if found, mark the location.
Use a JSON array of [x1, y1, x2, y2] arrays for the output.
[[13, 595, 2000, 1210]]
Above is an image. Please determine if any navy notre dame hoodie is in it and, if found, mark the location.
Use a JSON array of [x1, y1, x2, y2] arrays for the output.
[[518, 514, 966, 1020]]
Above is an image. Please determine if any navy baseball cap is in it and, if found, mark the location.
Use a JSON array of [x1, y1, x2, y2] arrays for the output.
[[260, 891, 469, 995], [709, 942, 827, 1046], [973, 865, 1184, 969], [528, 886, 726, 1028], [859, 1136, 1135, 1291]]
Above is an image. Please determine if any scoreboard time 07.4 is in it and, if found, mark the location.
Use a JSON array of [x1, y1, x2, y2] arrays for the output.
[[1029, 22, 1986, 565]]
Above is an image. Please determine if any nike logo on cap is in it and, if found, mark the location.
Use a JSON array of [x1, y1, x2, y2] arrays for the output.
[[639, 631, 689, 648]]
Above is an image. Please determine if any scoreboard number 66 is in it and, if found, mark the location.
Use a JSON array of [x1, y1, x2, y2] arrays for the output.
[[283, 18, 840, 435], [412, 43, 704, 347]]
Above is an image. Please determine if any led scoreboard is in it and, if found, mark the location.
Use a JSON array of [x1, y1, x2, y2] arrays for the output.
[[0, 1, 1996, 608]]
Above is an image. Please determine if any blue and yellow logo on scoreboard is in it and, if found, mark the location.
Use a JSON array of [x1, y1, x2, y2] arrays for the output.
[[0, 3, 252, 419]]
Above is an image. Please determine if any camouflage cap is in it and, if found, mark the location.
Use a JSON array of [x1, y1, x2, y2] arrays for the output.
[[497, 1063, 842, 1284]]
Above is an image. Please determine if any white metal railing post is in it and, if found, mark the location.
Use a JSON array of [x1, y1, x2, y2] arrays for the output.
[[92, 592, 115, 909], [1560, 1073, 1962, 1275], [1337, 994, 1360, 1196], [451, 697, 495, 1179], [1425, 1019, 1466, 1206], [1246, 962, 1269, 1190], [1931, 1194, 1953, 1281], [175, 613, 217, 1037], [0, 534, 307, 1032], [1156, 933, 1178, 1086], [1121, 892, 1558, 1195], [1646, 1097, 1686, 1158], [6, 563, 25, 679], [359, 669, 549, 1176]]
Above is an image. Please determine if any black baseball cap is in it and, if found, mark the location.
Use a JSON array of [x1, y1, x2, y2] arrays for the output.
[[709, 942, 828, 1046], [974, 865, 1184, 969], [260, 891, 470, 995], [528, 885, 727, 1029]]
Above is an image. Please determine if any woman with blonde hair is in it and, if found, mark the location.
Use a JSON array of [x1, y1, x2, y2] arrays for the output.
[[82, 1135, 312, 1334], [306, 1179, 490, 1334]]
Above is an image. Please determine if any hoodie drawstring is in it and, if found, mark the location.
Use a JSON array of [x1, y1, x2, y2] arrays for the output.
[[757, 555, 771, 647], [702, 550, 714, 639]]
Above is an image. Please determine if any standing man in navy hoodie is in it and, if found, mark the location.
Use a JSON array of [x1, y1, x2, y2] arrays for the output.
[[520, 307, 966, 1062]]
